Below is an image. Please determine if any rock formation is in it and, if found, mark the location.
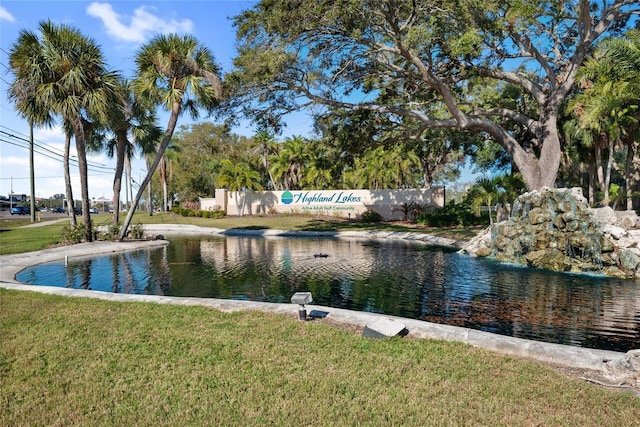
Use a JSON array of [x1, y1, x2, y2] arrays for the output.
[[461, 187, 640, 279]]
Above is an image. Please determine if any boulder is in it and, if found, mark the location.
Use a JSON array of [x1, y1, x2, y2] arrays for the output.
[[602, 350, 640, 388], [619, 250, 640, 272], [615, 210, 638, 229], [601, 223, 627, 240], [589, 206, 618, 225]]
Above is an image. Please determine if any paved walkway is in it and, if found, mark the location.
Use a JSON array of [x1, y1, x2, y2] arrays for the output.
[[19, 218, 68, 228], [0, 224, 629, 375]]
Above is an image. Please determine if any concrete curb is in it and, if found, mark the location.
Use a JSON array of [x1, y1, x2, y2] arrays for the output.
[[0, 225, 626, 373]]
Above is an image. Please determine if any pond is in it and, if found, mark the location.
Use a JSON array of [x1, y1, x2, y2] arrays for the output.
[[16, 235, 640, 352]]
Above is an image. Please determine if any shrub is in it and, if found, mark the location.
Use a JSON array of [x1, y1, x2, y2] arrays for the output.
[[416, 202, 487, 227], [103, 222, 121, 241], [131, 223, 145, 239], [361, 210, 383, 223], [61, 225, 84, 244], [171, 206, 225, 218]]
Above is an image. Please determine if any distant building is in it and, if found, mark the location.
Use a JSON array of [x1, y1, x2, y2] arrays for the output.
[[0, 194, 27, 210]]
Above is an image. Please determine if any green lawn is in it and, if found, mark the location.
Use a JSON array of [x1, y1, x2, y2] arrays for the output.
[[1, 290, 639, 426], [1, 213, 639, 425]]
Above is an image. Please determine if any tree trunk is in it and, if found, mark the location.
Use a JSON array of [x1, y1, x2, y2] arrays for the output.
[[145, 155, 154, 216], [631, 140, 640, 210], [124, 156, 132, 211], [112, 130, 127, 225], [588, 160, 597, 207], [163, 178, 168, 211], [472, 113, 561, 191], [73, 118, 93, 242], [63, 130, 76, 227], [118, 102, 180, 240], [147, 177, 153, 216], [624, 140, 633, 210], [595, 138, 606, 196], [159, 156, 168, 211], [603, 136, 615, 206]]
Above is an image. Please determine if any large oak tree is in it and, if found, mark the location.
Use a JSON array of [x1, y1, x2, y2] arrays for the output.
[[227, 0, 639, 191]]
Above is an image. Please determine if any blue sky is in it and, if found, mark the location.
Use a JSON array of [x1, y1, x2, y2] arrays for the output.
[[0, 0, 317, 201]]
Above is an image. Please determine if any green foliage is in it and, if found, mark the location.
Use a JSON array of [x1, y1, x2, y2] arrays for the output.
[[416, 202, 486, 227], [104, 222, 121, 241], [130, 223, 145, 239], [228, 0, 639, 190], [361, 210, 383, 223], [61, 224, 91, 244], [170, 206, 226, 219]]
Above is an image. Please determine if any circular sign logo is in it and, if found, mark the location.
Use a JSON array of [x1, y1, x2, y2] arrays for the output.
[[281, 191, 294, 205]]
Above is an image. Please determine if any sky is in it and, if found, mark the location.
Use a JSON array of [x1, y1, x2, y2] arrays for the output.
[[0, 0, 317, 202]]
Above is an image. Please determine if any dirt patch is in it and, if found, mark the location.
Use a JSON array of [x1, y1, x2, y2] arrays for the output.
[[549, 364, 640, 397]]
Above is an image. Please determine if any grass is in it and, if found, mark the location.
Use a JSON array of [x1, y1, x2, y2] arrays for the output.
[[0, 222, 66, 254], [1, 290, 639, 426]]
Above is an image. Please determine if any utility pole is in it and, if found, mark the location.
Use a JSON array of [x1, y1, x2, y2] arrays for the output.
[[29, 121, 36, 222]]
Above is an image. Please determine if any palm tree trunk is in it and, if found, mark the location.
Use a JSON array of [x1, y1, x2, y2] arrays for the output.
[[603, 136, 615, 206], [163, 179, 168, 211], [73, 118, 93, 242], [624, 138, 634, 210], [632, 141, 640, 211], [588, 160, 596, 207], [144, 154, 154, 216], [63, 130, 77, 227], [112, 130, 127, 225], [159, 156, 168, 211], [147, 177, 153, 216], [118, 102, 180, 240], [124, 156, 132, 211]]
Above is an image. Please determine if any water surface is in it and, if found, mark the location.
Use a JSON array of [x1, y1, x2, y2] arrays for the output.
[[17, 235, 640, 352]]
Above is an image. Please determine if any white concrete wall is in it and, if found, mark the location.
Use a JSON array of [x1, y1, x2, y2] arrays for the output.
[[201, 188, 444, 220]]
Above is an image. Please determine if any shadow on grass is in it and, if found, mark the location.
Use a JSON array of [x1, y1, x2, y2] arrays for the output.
[[228, 225, 272, 230]]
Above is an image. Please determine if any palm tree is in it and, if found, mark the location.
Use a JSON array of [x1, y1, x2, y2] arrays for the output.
[[561, 117, 598, 205], [8, 25, 75, 226], [467, 175, 504, 225], [252, 130, 277, 190], [8, 21, 119, 241], [158, 142, 181, 211], [573, 30, 640, 208], [217, 159, 263, 216], [90, 79, 162, 225], [269, 135, 309, 190], [118, 34, 222, 240]]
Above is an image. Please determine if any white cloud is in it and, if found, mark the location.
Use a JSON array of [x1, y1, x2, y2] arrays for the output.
[[0, 6, 16, 23], [86, 2, 193, 43]]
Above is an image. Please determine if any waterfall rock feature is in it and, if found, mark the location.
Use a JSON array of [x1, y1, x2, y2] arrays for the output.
[[461, 187, 640, 279]]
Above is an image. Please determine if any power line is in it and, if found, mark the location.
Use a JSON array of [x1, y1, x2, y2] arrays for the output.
[[0, 127, 116, 172], [0, 136, 114, 175]]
